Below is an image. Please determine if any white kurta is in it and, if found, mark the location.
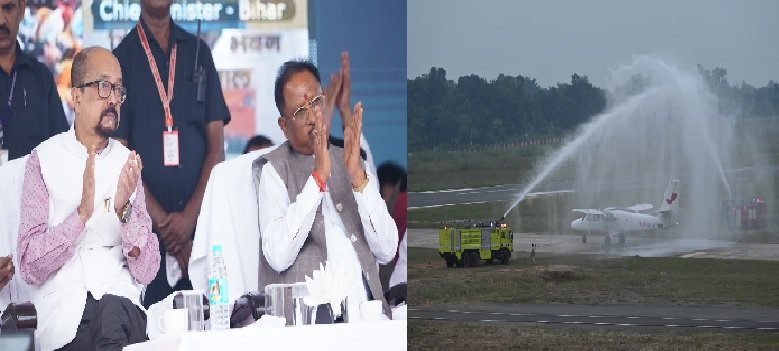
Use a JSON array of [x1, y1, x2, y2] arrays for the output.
[[30, 130, 142, 351], [257, 160, 397, 303]]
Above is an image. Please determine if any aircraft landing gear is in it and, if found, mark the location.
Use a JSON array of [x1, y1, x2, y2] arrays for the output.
[[604, 235, 611, 247], [618, 233, 626, 246], [582, 233, 588, 243]]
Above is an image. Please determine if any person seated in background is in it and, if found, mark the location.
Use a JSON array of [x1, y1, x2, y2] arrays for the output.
[[16, 47, 159, 351], [376, 161, 407, 304], [253, 57, 398, 318], [243, 134, 274, 154]]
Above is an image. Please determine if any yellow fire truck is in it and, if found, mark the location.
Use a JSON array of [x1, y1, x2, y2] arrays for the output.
[[438, 221, 514, 267]]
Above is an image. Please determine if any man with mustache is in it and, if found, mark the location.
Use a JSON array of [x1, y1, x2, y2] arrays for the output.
[[113, 0, 229, 307], [17, 47, 160, 351], [0, 0, 68, 165], [254, 59, 398, 319]]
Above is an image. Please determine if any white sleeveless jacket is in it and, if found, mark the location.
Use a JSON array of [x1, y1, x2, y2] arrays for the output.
[[30, 129, 142, 351]]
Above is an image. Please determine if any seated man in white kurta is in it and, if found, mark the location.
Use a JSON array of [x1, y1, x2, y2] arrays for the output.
[[16, 47, 160, 351], [254, 59, 398, 319]]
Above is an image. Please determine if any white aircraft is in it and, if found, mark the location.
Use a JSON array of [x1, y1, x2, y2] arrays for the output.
[[570, 180, 680, 246]]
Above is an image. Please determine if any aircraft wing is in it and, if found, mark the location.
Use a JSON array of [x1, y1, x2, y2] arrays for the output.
[[572, 209, 605, 215], [626, 203, 653, 212]]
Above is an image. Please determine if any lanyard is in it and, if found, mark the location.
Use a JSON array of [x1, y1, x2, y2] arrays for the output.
[[136, 23, 177, 132], [0, 70, 17, 135], [7, 70, 16, 108]]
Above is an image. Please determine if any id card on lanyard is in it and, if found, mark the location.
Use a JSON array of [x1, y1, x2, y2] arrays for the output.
[[137, 23, 180, 167], [0, 70, 17, 165]]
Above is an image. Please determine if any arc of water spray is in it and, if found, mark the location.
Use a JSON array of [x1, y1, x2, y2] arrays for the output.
[[502, 91, 654, 218], [700, 118, 732, 200]]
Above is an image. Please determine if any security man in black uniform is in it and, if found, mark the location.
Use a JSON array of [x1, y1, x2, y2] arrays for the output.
[[0, 0, 68, 163], [113, 0, 230, 307]]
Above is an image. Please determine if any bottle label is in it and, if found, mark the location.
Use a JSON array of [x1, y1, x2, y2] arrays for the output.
[[209, 278, 228, 304]]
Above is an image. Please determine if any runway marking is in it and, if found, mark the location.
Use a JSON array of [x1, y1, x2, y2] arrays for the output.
[[414, 187, 479, 194], [458, 189, 516, 196], [409, 201, 490, 210], [415, 309, 779, 332]]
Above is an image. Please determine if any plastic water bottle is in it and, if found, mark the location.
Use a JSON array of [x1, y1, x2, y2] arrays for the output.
[[209, 245, 230, 330]]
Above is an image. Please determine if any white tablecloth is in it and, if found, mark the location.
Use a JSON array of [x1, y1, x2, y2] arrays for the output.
[[123, 320, 407, 351]]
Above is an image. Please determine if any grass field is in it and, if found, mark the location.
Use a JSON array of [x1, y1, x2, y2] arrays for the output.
[[409, 320, 779, 350], [409, 118, 779, 193], [408, 119, 779, 349], [409, 247, 779, 307], [408, 144, 558, 192], [409, 247, 779, 349]]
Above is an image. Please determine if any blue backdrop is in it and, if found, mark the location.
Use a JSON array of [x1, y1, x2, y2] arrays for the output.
[[311, 0, 407, 170]]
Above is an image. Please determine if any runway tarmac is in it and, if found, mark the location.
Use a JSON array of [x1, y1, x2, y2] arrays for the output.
[[409, 165, 779, 209], [409, 229, 779, 261], [409, 229, 779, 332], [409, 303, 779, 332]]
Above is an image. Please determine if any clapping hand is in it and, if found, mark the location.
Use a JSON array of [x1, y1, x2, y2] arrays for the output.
[[78, 147, 97, 224], [312, 105, 331, 182], [115, 151, 143, 213], [344, 102, 366, 187], [335, 52, 352, 127]]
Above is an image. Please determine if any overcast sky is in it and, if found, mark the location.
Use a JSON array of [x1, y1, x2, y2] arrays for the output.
[[408, 0, 779, 88]]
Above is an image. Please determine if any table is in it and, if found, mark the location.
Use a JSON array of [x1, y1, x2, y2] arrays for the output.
[[123, 320, 407, 351]]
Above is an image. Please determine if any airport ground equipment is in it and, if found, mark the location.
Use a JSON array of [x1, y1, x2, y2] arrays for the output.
[[439, 221, 513, 267]]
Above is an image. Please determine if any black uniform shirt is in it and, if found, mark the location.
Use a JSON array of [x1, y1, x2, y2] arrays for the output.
[[0, 43, 68, 160], [113, 18, 230, 212]]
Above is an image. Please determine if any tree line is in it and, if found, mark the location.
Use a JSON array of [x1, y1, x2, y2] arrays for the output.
[[408, 66, 779, 152]]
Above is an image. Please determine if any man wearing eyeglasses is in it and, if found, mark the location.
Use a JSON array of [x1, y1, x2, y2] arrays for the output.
[[0, 0, 68, 165], [113, 0, 230, 307], [16, 47, 160, 351], [253, 59, 398, 319]]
